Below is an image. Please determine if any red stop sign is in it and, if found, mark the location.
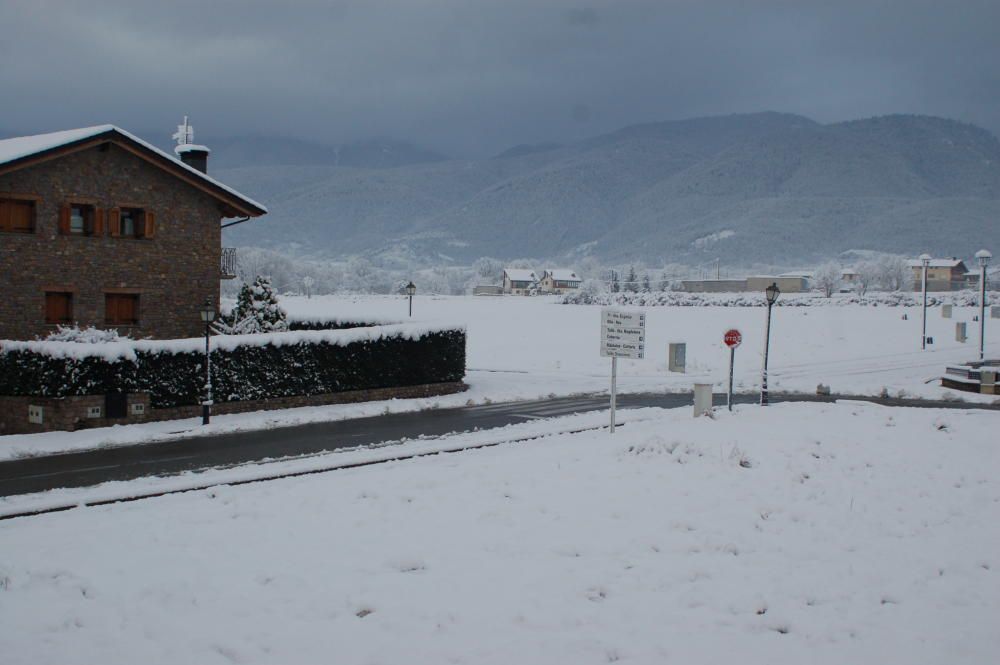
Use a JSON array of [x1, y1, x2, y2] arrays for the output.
[[724, 329, 742, 348]]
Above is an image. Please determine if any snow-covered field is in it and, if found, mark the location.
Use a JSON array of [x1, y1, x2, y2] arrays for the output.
[[1, 294, 995, 459], [285, 294, 993, 399], [2, 401, 998, 664]]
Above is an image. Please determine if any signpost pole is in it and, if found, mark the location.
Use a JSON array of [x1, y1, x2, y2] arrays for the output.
[[610, 356, 617, 433], [723, 328, 742, 412], [728, 346, 735, 411]]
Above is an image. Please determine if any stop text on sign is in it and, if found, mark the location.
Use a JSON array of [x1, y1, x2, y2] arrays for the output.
[[724, 328, 742, 348]]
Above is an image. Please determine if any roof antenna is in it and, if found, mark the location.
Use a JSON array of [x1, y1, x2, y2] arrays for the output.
[[172, 115, 195, 147], [171, 115, 210, 173]]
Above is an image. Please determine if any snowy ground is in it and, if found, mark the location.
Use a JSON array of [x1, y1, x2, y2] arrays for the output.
[[1, 294, 995, 459], [1, 401, 997, 664], [282, 294, 996, 400]]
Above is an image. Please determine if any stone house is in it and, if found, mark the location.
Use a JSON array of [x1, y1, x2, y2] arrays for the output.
[[538, 269, 581, 294], [502, 269, 538, 295], [0, 123, 266, 340]]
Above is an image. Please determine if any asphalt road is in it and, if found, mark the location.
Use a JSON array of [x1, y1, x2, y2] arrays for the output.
[[0, 391, 996, 497]]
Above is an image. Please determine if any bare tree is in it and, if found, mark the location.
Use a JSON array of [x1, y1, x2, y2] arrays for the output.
[[854, 260, 880, 296], [877, 255, 910, 292], [814, 262, 841, 297]]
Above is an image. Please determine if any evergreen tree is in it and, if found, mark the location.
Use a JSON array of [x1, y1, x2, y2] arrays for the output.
[[610, 270, 621, 293], [641, 273, 652, 292], [625, 266, 638, 292], [224, 275, 288, 334]]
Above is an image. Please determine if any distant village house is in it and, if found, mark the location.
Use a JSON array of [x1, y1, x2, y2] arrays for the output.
[[538, 269, 581, 294], [502, 269, 538, 295], [906, 258, 970, 291]]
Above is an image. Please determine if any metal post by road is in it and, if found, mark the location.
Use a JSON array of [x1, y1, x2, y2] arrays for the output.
[[981, 262, 988, 361], [202, 322, 212, 425], [609, 356, 617, 433], [728, 346, 735, 411], [761, 302, 773, 406], [921, 260, 929, 350], [409, 294, 413, 318]]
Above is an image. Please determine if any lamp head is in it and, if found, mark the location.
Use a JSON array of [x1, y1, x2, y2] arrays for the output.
[[405, 281, 416, 296], [765, 282, 780, 305], [199, 298, 216, 323], [975, 249, 992, 267], [919, 253, 932, 267]]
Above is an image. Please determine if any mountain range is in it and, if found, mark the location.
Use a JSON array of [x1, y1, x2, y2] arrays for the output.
[[20, 111, 1000, 266]]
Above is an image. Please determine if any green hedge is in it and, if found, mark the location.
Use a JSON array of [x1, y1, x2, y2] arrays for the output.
[[0, 327, 466, 409]]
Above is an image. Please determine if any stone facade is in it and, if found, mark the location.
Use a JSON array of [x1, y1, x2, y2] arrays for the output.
[[0, 143, 225, 340], [0, 382, 468, 435]]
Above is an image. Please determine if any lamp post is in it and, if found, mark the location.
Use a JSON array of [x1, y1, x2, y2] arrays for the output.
[[199, 298, 216, 425], [405, 281, 416, 317], [976, 249, 992, 361], [919, 254, 931, 350], [760, 282, 780, 406]]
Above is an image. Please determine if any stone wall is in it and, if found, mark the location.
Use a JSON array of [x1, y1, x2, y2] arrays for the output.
[[0, 143, 223, 340], [0, 382, 467, 435]]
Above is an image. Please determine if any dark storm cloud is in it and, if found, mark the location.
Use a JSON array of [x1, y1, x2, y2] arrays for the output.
[[2, 0, 999, 156]]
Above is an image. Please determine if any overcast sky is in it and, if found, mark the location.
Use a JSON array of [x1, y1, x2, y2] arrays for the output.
[[2, 0, 999, 157]]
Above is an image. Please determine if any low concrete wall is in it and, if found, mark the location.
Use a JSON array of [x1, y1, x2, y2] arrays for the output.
[[0, 381, 468, 436]]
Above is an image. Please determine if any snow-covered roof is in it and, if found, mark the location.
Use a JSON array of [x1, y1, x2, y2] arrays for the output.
[[504, 269, 538, 282], [0, 125, 265, 215], [779, 271, 814, 278], [905, 258, 964, 268], [543, 269, 580, 282]]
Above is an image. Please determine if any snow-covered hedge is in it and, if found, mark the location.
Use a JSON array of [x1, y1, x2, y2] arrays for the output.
[[0, 324, 466, 408], [561, 289, 986, 308]]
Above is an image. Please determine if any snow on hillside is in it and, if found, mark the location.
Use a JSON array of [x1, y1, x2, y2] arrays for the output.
[[219, 112, 1000, 263], [1, 402, 997, 663]]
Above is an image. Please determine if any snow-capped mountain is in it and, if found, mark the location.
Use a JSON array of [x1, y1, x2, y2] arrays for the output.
[[216, 112, 1000, 264]]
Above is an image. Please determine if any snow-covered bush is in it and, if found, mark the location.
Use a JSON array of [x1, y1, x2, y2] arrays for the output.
[[563, 279, 608, 305], [40, 325, 127, 343], [560, 289, 984, 308]]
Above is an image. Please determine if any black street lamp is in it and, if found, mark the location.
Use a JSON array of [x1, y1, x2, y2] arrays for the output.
[[920, 253, 931, 350], [199, 298, 216, 425], [760, 282, 780, 406], [405, 281, 416, 317], [976, 249, 992, 361]]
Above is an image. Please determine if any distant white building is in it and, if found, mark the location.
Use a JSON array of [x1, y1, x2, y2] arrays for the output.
[[538, 269, 581, 294], [502, 269, 538, 295]]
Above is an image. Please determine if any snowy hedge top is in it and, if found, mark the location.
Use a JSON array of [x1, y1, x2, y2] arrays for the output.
[[0, 323, 465, 362], [287, 313, 402, 326]]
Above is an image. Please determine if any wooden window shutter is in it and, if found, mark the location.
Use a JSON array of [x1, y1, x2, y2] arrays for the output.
[[45, 293, 72, 324], [126, 295, 139, 323], [108, 208, 121, 237], [105, 295, 118, 324], [0, 200, 9, 232], [58, 204, 71, 235], [144, 210, 156, 238], [92, 208, 105, 236], [45, 294, 59, 323], [11, 201, 34, 232]]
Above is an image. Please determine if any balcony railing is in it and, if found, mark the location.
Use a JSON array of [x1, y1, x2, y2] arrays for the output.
[[221, 247, 237, 280]]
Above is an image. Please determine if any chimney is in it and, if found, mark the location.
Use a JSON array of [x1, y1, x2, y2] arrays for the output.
[[172, 116, 210, 173]]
